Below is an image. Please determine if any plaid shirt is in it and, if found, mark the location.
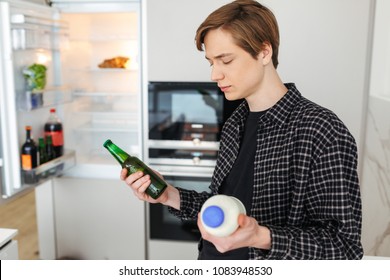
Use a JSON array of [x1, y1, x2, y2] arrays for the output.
[[169, 83, 363, 259]]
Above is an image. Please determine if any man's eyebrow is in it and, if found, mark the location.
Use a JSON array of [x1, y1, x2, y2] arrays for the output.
[[205, 53, 233, 60]]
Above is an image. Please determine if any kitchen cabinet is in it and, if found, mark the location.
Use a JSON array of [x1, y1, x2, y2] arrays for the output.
[[35, 177, 145, 260], [0, 228, 19, 260]]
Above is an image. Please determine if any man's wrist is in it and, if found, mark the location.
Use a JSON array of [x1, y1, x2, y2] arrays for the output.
[[253, 225, 271, 250]]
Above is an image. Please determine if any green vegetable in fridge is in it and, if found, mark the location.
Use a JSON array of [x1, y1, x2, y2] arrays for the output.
[[23, 63, 47, 91]]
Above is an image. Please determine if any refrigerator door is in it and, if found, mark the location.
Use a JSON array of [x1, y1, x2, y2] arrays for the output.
[[0, 1, 25, 199], [0, 0, 75, 201]]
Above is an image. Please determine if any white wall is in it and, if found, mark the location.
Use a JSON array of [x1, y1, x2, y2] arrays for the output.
[[145, 0, 230, 82], [266, 0, 373, 160], [360, 0, 390, 257], [145, 0, 373, 166]]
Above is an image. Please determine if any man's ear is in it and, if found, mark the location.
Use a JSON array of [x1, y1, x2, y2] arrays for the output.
[[259, 42, 273, 65]]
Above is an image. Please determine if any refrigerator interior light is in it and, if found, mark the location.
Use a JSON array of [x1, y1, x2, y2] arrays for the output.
[[35, 52, 50, 65]]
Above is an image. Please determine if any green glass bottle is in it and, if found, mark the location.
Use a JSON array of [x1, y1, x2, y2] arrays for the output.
[[38, 137, 48, 179], [38, 138, 48, 165], [103, 139, 167, 199]]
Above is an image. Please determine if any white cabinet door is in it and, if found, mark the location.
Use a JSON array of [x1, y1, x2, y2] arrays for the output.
[[0, 240, 19, 260], [53, 177, 145, 260], [0, 229, 19, 260]]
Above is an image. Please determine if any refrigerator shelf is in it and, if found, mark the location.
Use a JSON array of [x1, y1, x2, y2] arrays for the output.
[[18, 86, 73, 111], [67, 66, 137, 71], [90, 67, 138, 72], [75, 122, 138, 133], [73, 111, 138, 118], [69, 36, 137, 42], [72, 91, 138, 97], [22, 149, 76, 185]]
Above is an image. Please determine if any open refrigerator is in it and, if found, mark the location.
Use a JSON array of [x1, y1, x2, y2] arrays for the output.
[[0, 0, 142, 204]]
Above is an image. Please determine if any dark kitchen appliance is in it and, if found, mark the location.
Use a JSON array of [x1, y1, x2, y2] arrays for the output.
[[147, 81, 242, 242], [147, 81, 242, 175]]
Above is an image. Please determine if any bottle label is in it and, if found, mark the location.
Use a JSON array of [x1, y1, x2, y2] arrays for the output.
[[45, 131, 64, 146], [22, 154, 33, 170]]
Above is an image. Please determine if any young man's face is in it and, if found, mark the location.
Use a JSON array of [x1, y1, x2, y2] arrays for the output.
[[204, 28, 266, 102]]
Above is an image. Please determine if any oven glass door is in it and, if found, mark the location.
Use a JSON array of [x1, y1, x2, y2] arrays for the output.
[[149, 81, 242, 143], [149, 175, 211, 242]]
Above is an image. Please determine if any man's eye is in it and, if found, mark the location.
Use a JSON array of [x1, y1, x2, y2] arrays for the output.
[[223, 60, 232, 64]]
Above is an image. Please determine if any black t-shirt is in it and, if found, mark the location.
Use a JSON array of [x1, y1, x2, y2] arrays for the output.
[[199, 110, 266, 260]]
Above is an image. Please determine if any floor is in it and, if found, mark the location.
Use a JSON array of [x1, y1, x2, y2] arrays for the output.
[[0, 190, 39, 260]]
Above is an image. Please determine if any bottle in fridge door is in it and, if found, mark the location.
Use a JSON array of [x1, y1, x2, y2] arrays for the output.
[[20, 126, 39, 184], [45, 135, 56, 162], [44, 108, 64, 158]]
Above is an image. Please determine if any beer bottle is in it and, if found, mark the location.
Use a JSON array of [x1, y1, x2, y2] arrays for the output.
[[38, 138, 48, 165], [103, 139, 167, 199], [45, 135, 56, 161], [45, 135, 56, 176], [38, 137, 48, 178]]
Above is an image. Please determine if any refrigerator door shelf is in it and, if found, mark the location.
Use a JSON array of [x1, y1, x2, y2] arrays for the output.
[[11, 14, 68, 51], [51, 0, 140, 14], [8, 150, 76, 196], [11, 13, 67, 28], [17, 86, 72, 111]]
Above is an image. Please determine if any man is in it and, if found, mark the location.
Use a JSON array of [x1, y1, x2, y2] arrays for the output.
[[121, 0, 363, 259]]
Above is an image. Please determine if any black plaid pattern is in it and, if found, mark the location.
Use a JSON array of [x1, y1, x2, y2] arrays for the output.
[[169, 83, 363, 259]]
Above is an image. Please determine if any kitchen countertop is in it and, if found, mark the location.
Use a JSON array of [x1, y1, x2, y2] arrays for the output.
[[362, 255, 390, 260], [0, 228, 18, 248]]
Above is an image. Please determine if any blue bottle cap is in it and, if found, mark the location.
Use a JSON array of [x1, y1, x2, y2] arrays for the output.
[[202, 205, 224, 228]]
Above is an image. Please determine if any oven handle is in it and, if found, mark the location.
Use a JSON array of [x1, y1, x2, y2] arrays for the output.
[[149, 164, 214, 178], [148, 139, 219, 150], [148, 158, 217, 167], [157, 170, 213, 178]]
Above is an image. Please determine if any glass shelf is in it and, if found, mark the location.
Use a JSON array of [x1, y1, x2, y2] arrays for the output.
[[74, 122, 138, 133], [73, 91, 138, 97], [18, 86, 73, 111], [69, 36, 138, 42], [69, 67, 138, 73], [11, 14, 69, 51], [22, 149, 76, 186]]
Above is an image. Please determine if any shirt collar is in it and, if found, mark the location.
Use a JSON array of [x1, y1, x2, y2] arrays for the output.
[[229, 83, 302, 128], [266, 83, 302, 128]]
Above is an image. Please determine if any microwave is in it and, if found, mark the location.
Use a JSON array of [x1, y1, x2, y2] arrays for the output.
[[147, 81, 242, 176]]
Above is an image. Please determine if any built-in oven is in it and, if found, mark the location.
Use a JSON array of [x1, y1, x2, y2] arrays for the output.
[[146, 81, 242, 242], [147, 81, 241, 172], [149, 174, 211, 242]]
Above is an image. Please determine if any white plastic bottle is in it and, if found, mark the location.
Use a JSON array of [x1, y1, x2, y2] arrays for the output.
[[200, 195, 246, 237]]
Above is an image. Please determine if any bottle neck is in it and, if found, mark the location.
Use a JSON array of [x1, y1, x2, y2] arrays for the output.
[[48, 112, 60, 123], [38, 138, 45, 148], [104, 141, 130, 165], [26, 130, 32, 142]]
